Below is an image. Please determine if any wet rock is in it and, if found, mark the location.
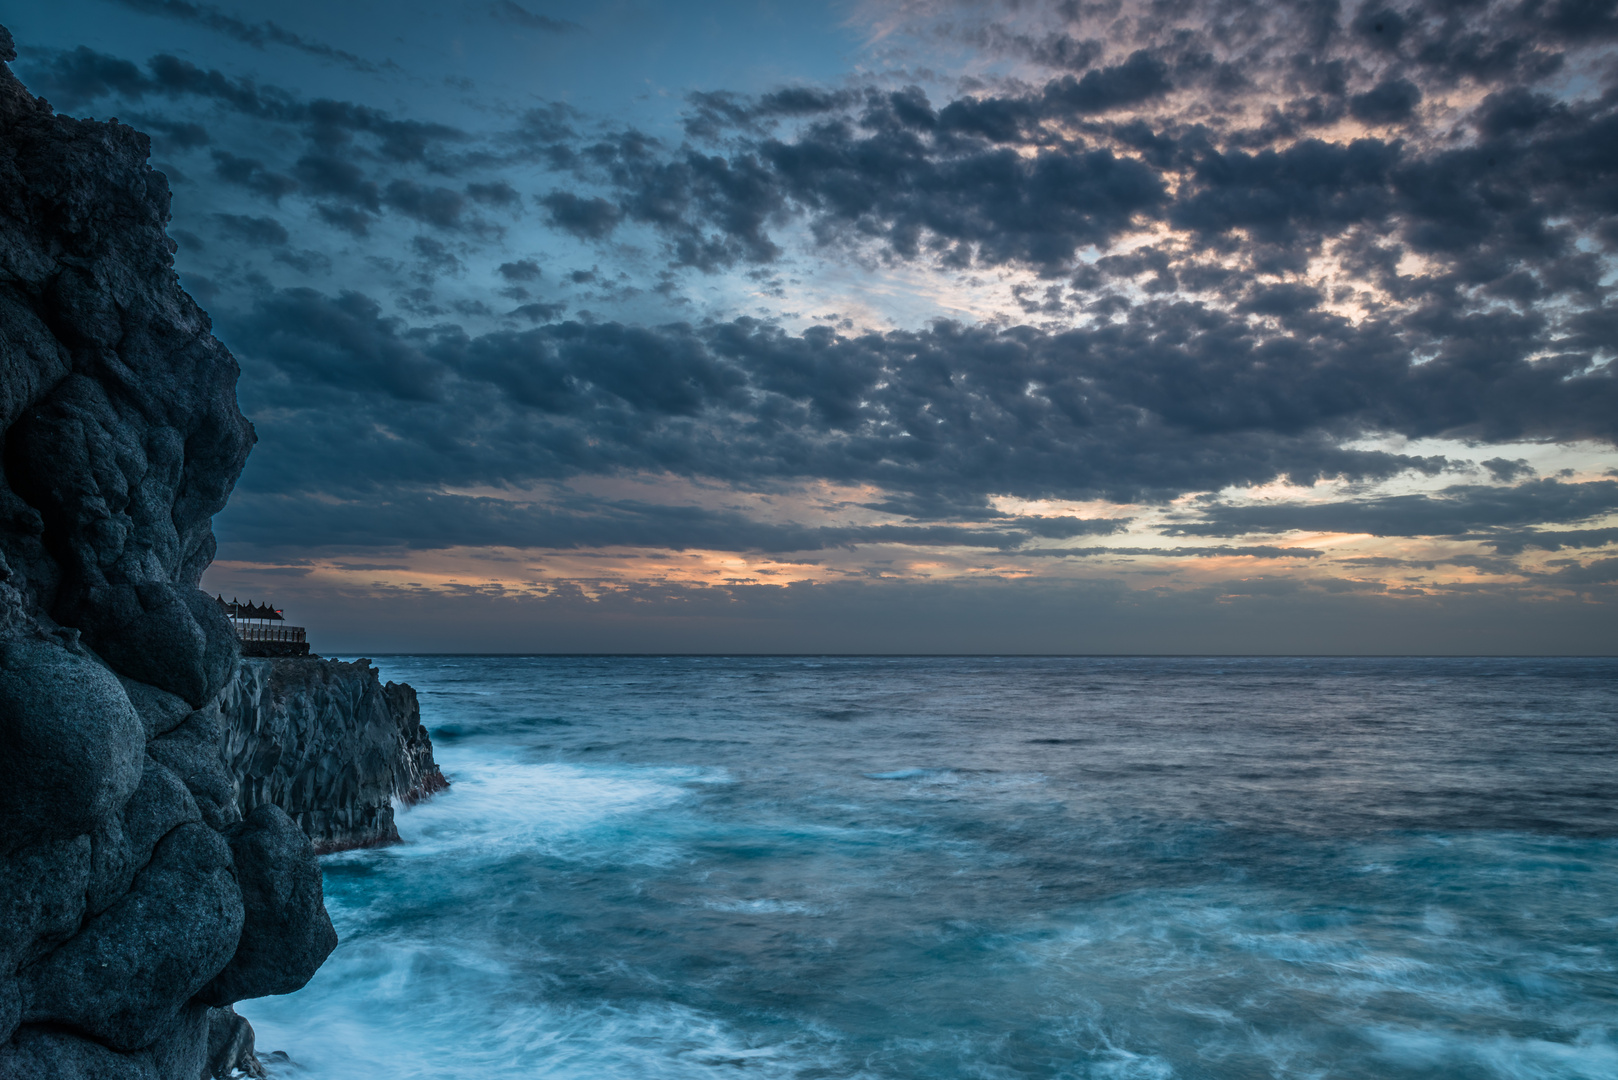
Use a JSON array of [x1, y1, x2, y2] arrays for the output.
[[200, 804, 337, 1005], [222, 657, 447, 852], [0, 1025, 158, 1080], [20, 823, 243, 1051], [0, 977, 17, 1047], [70, 583, 241, 708], [205, 1007, 267, 1079], [0, 636, 145, 850], [0, 835, 91, 976], [120, 674, 203, 740], [148, 704, 244, 833], [86, 756, 202, 915], [147, 1002, 210, 1080]]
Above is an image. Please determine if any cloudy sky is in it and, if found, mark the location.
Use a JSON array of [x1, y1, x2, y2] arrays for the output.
[[7, 0, 1617, 652]]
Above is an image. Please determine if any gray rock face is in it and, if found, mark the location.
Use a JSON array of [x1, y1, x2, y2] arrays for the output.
[[0, 25, 337, 1076], [0, 1026, 159, 1080], [199, 804, 337, 1005], [222, 658, 449, 853], [147, 703, 245, 834], [0, 636, 146, 849], [21, 824, 243, 1051], [204, 1007, 264, 1079]]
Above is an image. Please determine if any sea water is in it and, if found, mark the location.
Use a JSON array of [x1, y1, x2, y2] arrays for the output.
[[238, 656, 1618, 1079]]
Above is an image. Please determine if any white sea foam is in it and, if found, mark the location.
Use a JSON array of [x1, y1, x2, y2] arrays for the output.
[[863, 768, 951, 781], [1364, 1026, 1618, 1079], [699, 897, 825, 915], [241, 656, 1618, 1080], [386, 749, 715, 863], [1011, 856, 1618, 1078], [251, 991, 860, 1080]]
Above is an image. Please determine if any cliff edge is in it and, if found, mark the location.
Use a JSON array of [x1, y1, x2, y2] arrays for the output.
[[223, 658, 449, 854], [0, 24, 336, 1079]]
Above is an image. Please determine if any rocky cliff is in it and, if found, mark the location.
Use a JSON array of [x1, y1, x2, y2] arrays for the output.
[[222, 658, 448, 854], [0, 24, 336, 1079]]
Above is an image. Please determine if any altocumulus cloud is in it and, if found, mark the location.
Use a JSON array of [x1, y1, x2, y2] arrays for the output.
[[219, 291, 1614, 509], [13, 0, 1618, 648]]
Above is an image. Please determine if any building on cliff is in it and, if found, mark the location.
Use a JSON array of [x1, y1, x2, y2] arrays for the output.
[[216, 596, 310, 658]]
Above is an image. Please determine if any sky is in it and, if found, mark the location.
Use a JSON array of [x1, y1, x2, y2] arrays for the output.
[[5, 0, 1617, 653]]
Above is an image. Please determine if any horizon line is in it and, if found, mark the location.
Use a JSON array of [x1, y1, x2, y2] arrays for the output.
[[307, 651, 1618, 659]]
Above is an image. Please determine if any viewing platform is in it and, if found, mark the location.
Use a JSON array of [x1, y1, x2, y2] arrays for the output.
[[217, 596, 312, 657]]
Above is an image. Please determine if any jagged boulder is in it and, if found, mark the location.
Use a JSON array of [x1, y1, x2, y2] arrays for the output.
[[19, 823, 242, 1050], [0, 635, 145, 849], [205, 1007, 265, 1079], [222, 657, 448, 852], [199, 804, 337, 1005]]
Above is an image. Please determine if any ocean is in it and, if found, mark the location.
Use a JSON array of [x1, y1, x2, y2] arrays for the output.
[[238, 656, 1618, 1079]]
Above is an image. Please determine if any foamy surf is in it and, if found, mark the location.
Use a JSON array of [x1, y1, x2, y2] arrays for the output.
[[239, 656, 1618, 1079]]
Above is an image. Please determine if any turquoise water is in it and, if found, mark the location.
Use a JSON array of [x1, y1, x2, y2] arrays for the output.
[[240, 657, 1618, 1079]]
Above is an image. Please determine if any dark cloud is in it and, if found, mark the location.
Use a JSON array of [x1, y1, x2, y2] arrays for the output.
[[20, 45, 148, 108], [143, 52, 291, 114], [313, 202, 374, 237], [1169, 138, 1400, 246], [272, 248, 333, 275], [215, 283, 1616, 528], [1546, 557, 1618, 585], [1352, 7, 1409, 49], [488, 1, 582, 34], [211, 150, 297, 202], [504, 2, 1615, 294], [213, 212, 288, 246], [293, 155, 379, 210], [538, 41, 1607, 293], [466, 180, 521, 207], [1029, 546, 1325, 559], [16, 6, 1614, 608], [411, 236, 463, 274], [539, 191, 623, 239], [102, 0, 381, 71], [231, 289, 446, 401], [385, 180, 468, 230], [20, 48, 469, 231], [1474, 526, 1618, 555], [685, 86, 860, 140], [508, 301, 567, 323], [1481, 457, 1535, 482], [588, 146, 783, 268], [1533, 0, 1618, 39], [497, 259, 542, 282], [969, 27, 1106, 73], [1040, 50, 1172, 115], [217, 488, 1120, 556], [131, 114, 210, 148], [28, 12, 1616, 309], [754, 115, 1165, 272], [1171, 480, 1618, 538], [1019, 516, 1133, 539], [1348, 77, 1422, 124]]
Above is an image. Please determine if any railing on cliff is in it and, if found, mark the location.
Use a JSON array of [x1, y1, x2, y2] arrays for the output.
[[233, 623, 308, 644], [217, 595, 312, 655]]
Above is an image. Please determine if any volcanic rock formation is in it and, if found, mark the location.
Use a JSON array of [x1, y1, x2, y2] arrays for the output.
[[223, 658, 449, 854], [0, 24, 337, 1078]]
